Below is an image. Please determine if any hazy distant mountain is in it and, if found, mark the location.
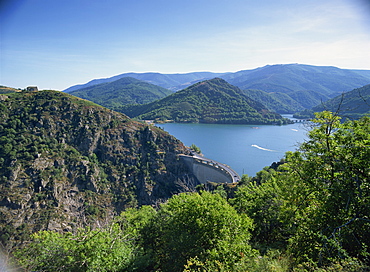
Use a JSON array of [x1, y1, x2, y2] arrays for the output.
[[122, 78, 290, 125], [64, 64, 370, 113], [222, 64, 370, 96], [294, 84, 370, 119], [69, 77, 172, 110], [64, 64, 370, 96], [64, 72, 226, 92]]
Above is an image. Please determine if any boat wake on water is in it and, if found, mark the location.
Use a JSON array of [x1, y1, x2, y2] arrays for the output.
[[251, 144, 277, 152]]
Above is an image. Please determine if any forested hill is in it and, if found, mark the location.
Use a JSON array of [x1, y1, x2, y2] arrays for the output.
[[240, 89, 306, 114], [0, 90, 197, 250], [68, 77, 173, 110], [294, 84, 370, 119], [122, 78, 290, 124]]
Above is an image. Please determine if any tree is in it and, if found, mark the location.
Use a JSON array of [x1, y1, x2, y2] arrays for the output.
[[14, 224, 135, 272], [140, 191, 256, 271], [190, 143, 201, 154], [279, 112, 370, 266], [230, 112, 370, 269], [231, 177, 288, 252]]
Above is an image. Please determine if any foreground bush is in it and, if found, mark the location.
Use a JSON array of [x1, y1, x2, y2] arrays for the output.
[[138, 191, 257, 271], [14, 224, 135, 271]]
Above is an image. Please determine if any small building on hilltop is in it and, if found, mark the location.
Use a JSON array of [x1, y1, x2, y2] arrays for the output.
[[25, 86, 38, 92]]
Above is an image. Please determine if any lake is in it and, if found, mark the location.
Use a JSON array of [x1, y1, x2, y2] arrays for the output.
[[156, 117, 309, 177]]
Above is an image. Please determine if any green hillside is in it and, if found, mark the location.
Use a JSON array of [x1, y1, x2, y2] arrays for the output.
[[240, 88, 331, 114], [122, 78, 290, 125], [288, 89, 331, 109], [241, 89, 306, 113], [69, 77, 172, 110], [294, 84, 370, 119], [0, 90, 197, 250]]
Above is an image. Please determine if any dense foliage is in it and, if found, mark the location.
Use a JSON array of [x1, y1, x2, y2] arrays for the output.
[[282, 112, 370, 265], [14, 225, 135, 271], [138, 192, 256, 271], [14, 193, 257, 272], [8, 111, 370, 271], [69, 77, 172, 110], [233, 112, 370, 270], [122, 78, 290, 125]]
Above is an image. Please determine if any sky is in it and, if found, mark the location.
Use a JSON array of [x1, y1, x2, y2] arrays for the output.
[[1, 0, 370, 91]]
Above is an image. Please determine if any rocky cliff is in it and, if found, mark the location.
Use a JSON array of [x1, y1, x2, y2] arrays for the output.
[[0, 90, 198, 250]]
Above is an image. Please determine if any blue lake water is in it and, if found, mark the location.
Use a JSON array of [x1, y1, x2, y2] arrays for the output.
[[157, 118, 309, 177]]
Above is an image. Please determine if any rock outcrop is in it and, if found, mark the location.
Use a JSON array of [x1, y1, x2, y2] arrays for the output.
[[0, 90, 198, 250]]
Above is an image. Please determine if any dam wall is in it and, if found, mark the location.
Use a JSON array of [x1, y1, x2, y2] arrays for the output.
[[180, 155, 239, 184]]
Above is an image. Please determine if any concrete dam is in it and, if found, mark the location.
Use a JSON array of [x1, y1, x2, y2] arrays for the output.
[[180, 154, 240, 184]]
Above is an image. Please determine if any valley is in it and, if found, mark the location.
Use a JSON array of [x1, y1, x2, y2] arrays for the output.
[[1, 63, 370, 271]]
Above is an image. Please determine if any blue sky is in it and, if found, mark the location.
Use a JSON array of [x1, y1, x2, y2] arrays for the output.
[[1, 0, 370, 90]]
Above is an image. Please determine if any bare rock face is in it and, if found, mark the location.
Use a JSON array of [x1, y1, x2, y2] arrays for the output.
[[0, 90, 198, 250]]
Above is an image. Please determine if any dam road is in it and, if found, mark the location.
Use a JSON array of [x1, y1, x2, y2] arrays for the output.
[[180, 152, 241, 184]]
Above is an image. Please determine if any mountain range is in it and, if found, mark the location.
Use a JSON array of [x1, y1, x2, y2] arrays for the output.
[[64, 71, 226, 92], [222, 64, 370, 95], [64, 64, 370, 95], [64, 64, 370, 114]]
